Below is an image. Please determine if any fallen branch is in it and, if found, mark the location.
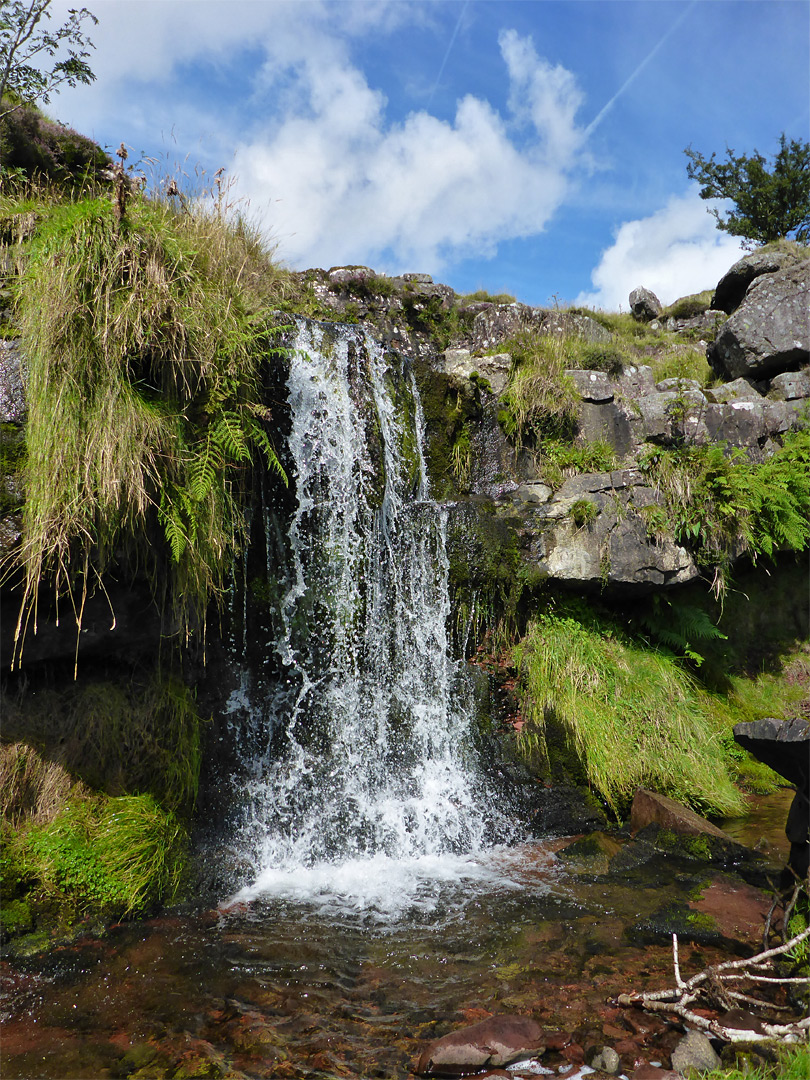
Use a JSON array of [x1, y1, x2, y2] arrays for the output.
[[618, 926, 810, 1043]]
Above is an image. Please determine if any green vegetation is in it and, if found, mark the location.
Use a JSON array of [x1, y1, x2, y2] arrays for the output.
[[498, 330, 579, 445], [570, 498, 598, 529], [661, 290, 714, 320], [8, 792, 185, 918], [702, 1043, 810, 1080], [4, 177, 290, 657], [640, 432, 810, 596], [514, 610, 745, 817], [686, 132, 810, 244], [460, 289, 517, 305]]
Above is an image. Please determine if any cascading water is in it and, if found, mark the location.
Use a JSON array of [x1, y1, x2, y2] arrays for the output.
[[227, 320, 513, 915]]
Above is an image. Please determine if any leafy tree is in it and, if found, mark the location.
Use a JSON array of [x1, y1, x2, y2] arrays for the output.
[[685, 133, 810, 246], [0, 1, 97, 129]]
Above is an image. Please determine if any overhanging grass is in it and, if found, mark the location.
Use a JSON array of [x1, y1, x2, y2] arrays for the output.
[[8, 185, 290, 660], [514, 613, 745, 818], [498, 330, 579, 445]]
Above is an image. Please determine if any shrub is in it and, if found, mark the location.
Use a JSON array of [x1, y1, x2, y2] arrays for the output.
[[0, 100, 109, 187], [640, 432, 810, 596]]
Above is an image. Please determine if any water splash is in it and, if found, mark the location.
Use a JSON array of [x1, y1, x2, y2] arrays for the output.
[[229, 321, 509, 914]]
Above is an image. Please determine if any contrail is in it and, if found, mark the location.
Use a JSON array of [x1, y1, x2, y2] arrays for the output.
[[584, 0, 699, 138], [427, 0, 470, 109]]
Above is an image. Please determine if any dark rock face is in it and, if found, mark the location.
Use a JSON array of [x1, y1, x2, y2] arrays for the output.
[[416, 1015, 545, 1077], [629, 287, 662, 322], [712, 247, 807, 314], [709, 261, 810, 381]]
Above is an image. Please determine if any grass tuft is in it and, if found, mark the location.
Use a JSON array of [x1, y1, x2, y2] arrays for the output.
[[4, 180, 291, 658], [514, 612, 745, 818]]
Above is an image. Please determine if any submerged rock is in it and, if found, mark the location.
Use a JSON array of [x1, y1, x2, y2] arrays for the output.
[[416, 1015, 545, 1077]]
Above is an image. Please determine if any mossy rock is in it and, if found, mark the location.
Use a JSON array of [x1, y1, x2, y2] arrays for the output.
[[0, 896, 33, 937], [630, 901, 723, 947]]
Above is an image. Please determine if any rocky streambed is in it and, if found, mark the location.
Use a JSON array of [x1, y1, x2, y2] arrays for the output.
[[1, 791, 801, 1080]]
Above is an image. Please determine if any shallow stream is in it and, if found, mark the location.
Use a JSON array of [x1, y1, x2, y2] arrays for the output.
[[1, 792, 793, 1080]]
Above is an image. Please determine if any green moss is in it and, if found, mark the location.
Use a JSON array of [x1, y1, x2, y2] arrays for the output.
[[22, 793, 186, 917]]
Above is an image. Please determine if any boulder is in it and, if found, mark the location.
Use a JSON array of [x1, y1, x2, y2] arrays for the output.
[[709, 261, 810, 381], [706, 378, 763, 404], [566, 368, 614, 403], [713, 247, 807, 314], [768, 368, 810, 401], [670, 1030, 721, 1074], [629, 287, 662, 322], [629, 788, 738, 843], [416, 1015, 545, 1077], [442, 349, 512, 396]]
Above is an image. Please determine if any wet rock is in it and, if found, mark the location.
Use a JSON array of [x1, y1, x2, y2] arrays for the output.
[[630, 1066, 681, 1080], [527, 784, 609, 838], [590, 1045, 621, 1073], [630, 788, 739, 844], [733, 717, 810, 878], [416, 1015, 545, 1077], [670, 1029, 721, 1074], [558, 832, 622, 875], [713, 247, 807, 314], [709, 261, 810, 380], [629, 287, 662, 322]]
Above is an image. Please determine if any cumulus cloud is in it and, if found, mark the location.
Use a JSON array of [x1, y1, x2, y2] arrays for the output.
[[232, 28, 587, 272], [577, 189, 746, 311]]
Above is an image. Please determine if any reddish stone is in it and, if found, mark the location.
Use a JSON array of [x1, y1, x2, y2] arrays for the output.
[[630, 788, 738, 840], [561, 1042, 585, 1064], [542, 1031, 571, 1051]]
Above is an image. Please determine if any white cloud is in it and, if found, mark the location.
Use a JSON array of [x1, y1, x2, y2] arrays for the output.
[[576, 189, 746, 311], [233, 29, 587, 272]]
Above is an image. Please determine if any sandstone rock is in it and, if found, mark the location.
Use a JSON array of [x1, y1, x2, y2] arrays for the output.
[[670, 1030, 721, 1074], [713, 247, 807, 314], [630, 1066, 681, 1080], [768, 368, 810, 401], [566, 369, 614, 403], [416, 1015, 545, 1077], [629, 788, 738, 842], [709, 261, 810, 380], [629, 287, 662, 322], [706, 378, 763, 404], [442, 349, 512, 396], [590, 1045, 621, 1074], [654, 377, 702, 393]]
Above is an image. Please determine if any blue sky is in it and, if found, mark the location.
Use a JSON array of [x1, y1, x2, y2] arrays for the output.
[[47, 0, 810, 310]]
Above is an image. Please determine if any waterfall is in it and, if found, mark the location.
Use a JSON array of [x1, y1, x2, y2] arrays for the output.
[[227, 321, 510, 915]]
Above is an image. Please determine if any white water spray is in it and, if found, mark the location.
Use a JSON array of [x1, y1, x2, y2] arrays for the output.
[[229, 321, 511, 914]]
